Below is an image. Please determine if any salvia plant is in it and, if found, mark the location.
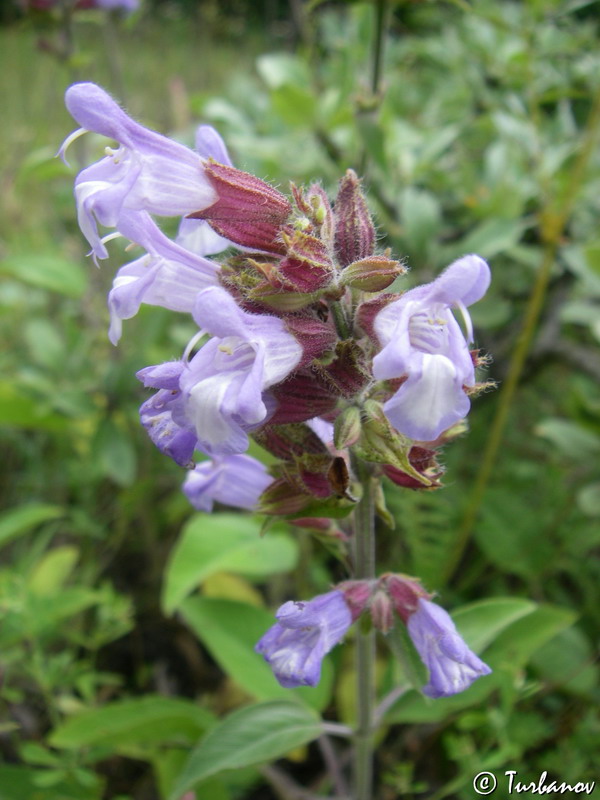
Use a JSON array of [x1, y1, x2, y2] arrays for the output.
[[62, 79, 494, 799]]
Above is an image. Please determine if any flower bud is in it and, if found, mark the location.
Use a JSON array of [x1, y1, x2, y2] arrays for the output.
[[334, 406, 362, 450], [354, 401, 433, 487], [341, 255, 405, 292], [338, 580, 373, 621], [383, 574, 430, 623], [334, 169, 376, 267], [383, 446, 443, 490], [370, 589, 394, 634], [277, 228, 336, 292], [189, 161, 291, 254]]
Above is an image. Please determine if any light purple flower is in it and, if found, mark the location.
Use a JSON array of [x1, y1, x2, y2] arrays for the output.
[[95, 0, 139, 11], [61, 83, 216, 259], [107, 211, 220, 344], [372, 254, 490, 441], [137, 361, 197, 467], [179, 286, 303, 456], [256, 591, 352, 688], [182, 454, 272, 512], [407, 598, 492, 698], [174, 124, 234, 257]]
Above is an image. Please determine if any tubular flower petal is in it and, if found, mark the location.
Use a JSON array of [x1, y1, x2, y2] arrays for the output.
[[182, 455, 273, 512], [178, 286, 303, 457], [174, 124, 234, 257], [372, 254, 490, 441], [137, 361, 197, 466], [255, 591, 353, 688], [107, 211, 220, 344], [62, 82, 216, 258], [407, 598, 492, 698]]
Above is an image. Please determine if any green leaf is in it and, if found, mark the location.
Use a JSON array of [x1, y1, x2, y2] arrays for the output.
[[530, 626, 598, 696], [386, 622, 429, 691], [0, 383, 69, 432], [27, 546, 79, 596], [271, 85, 317, 127], [0, 504, 64, 549], [180, 597, 333, 711], [484, 604, 577, 666], [162, 514, 298, 614], [50, 696, 215, 751], [0, 765, 99, 800], [399, 187, 443, 258], [0, 253, 87, 297], [451, 598, 537, 653], [93, 419, 137, 487], [534, 417, 600, 460], [445, 218, 526, 261], [27, 588, 100, 635], [169, 700, 322, 797], [256, 53, 310, 90]]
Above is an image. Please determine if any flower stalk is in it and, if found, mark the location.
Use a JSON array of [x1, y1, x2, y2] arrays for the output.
[[353, 460, 376, 800]]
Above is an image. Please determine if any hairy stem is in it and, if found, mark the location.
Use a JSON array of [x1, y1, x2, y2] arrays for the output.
[[352, 461, 376, 800]]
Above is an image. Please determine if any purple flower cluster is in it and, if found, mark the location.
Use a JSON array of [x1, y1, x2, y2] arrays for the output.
[[256, 580, 490, 697], [63, 83, 493, 698]]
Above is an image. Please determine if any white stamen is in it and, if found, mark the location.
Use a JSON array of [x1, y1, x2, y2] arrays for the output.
[[455, 300, 474, 343], [183, 329, 207, 363], [58, 127, 87, 166], [100, 232, 123, 246]]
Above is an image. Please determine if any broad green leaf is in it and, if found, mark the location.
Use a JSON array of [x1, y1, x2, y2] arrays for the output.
[[180, 597, 333, 711], [383, 667, 504, 725], [452, 598, 536, 653], [534, 417, 600, 460], [399, 187, 443, 258], [0, 504, 64, 548], [256, 53, 310, 89], [271, 85, 317, 127], [50, 696, 214, 750], [0, 253, 87, 297], [162, 514, 298, 614], [27, 546, 79, 596], [0, 765, 99, 800], [445, 218, 526, 261], [385, 622, 429, 691], [169, 700, 322, 797], [484, 604, 577, 666], [530, 626, 598, 696], [0, 384, 69, 431]]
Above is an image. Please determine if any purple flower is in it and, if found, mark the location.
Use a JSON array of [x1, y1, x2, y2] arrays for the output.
[[182, 455, 272, 512], [407, 598, 492, 698], [107, 211, 220, 344], [372, 254, 490, 441], [174, 124, 234, 257], [137, 361, 197, 467], [256, 591, 352, 688], [61, 83, 216, 259], [179, 286, 303, 456], [95, 0, 139, 10]]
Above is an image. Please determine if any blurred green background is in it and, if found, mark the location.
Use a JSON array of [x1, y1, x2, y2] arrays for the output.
[[1, 0, 599, 798]]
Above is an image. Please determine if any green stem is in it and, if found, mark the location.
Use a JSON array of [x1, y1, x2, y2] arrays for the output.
[[371, 0, 388, 97], [447, 83, 600, 581], [352, 461, 376, 800], [329, 299, 351, 340]]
